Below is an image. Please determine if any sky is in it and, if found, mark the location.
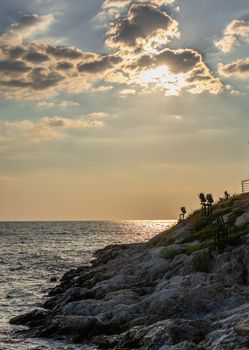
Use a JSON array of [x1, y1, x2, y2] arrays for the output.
[[0, 0, 249, 221]]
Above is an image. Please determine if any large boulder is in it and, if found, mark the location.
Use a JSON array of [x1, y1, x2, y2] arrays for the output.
[[39, 315, 111, 341], [200, 303, 249, 350], [10, 309, 51, 327], [97, 318, 209, 349], [235, 212, 249, 227]]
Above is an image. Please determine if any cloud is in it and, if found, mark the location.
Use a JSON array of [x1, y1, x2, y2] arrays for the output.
[[23, 50, 49, 63], [0, 60, 31, 72], [77, 55, 122, 73], [0, 8, 222, 99], [99, 0, 176, 22], [0, 14, 54, 45], [102, 0, 175, 10], [214, 35, 238, 54], [120, 88, 137, 96], [36, 100, 80, 109], [3, 115, 105, 142], [91, 85, 114, 92], [56, 61, 74, 70], [7, 46, 26, 59], [215, 19, 249, 53], [218, 58, 249, 78], [106, 4, 179, 50], [0, 41, 122, 99], [0, 44, 95, 98], [88, 112, 109, 119], [152, 49, 201, 73], [121, 48, 223, 95], [45, 45, 87, 59], [0, 41, 222, 98]]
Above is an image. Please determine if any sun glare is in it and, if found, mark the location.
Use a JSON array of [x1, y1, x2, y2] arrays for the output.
[[138, 65, 188, 96]]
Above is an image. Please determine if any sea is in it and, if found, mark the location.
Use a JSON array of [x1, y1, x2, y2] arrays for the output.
[[0, 220, 174, 350]]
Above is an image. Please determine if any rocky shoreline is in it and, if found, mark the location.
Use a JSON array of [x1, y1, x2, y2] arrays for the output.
[[10, 194, 249, 349]]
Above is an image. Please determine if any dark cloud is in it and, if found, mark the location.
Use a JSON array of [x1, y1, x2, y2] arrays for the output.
[[137, 54, 152, 67], [0, 60, 31, 72], [30, 68, 64, 89], [219, 58, 249, 77], [155, 49, 201, 73], [78, 55, 122, 73], [24, 51, 49, 63], [7, 46, 26, 59], [0, 67, 64, 92], [10, 14, 45, 31], [56, 61, 74, 70], [0, 42, 105, 97], [1, 79, 32, 88], [132, 49, 201, 73], [107, 4, 178, 47], [46, 46, 84, 59]]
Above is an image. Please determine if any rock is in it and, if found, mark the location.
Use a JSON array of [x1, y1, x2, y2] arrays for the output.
[[44, 286, 96, 311], [10, 309, 51, 327], [235, 212, 249, 227], [200, 303, 249, 349], [60, 265, 90, 282], [10, 198, 249, 349], [62, 288, 139, 322], [50, 276, 57, 283], [235, 319, 249, 336], [39, 315, 111, 342], [212, 253, 245, 287], [97, 318, 209, 349], [158, 342, 198, 350], [151, 225, 192, 246]]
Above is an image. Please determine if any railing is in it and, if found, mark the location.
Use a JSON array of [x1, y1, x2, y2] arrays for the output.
[[242, 177, 249, 193]]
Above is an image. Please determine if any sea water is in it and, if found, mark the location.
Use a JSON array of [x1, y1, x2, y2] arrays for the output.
[[0, 220, 174, 350]]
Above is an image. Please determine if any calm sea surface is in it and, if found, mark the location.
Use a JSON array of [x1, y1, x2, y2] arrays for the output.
[[0, 220, 174, 350]]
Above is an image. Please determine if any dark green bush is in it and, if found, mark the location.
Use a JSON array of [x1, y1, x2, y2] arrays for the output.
[[161, 246, 180, 259], [185, 243, 206, 255], [193, 250, 212, 273]]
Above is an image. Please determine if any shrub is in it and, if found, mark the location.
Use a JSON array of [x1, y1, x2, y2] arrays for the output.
[[193, 217, 209, 232], [185, 225, 216, 243], [193, 250, 212, 273], [161, 246, 180, 260], [185, 243, 206, 255], [226, 209, 244, 226], [227, 224, 249, 246]]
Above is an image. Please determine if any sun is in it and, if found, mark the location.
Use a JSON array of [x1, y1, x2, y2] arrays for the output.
[[137, 65, 188, 96]]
